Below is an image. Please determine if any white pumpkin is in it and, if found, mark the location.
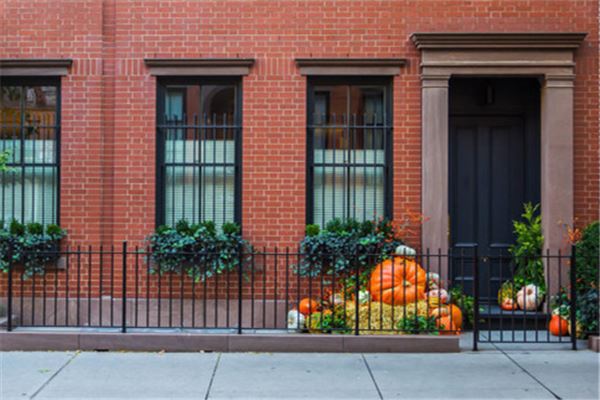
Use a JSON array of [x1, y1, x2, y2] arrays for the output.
[[358, 290, 370, 305], [287, 309, 305, 330], [425, 288, 449, 304], [327, 293, 345, 307], [395, 244, 417, 258], [516, 284, 543, 311], [426, 272, 441, 290]]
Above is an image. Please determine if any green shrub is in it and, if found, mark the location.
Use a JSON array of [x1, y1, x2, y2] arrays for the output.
[[575, 221, 599, 292], [510, 203, 545, 291], [0, 220, 66, 278], [148, 219, 249, 282], [297, 218, 404, 277]]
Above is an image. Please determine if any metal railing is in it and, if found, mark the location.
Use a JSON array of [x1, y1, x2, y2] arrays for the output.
[[3, 244, 577, 350]]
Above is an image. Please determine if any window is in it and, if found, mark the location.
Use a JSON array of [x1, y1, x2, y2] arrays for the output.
[[0, 77, 60, 225], [307, 78, 392, 225], [156, 78, 241, 227]]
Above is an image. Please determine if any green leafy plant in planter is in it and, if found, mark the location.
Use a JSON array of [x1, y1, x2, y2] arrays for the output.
[[397, 315, 440, 335], [0, 220, 66, 278], [510, 203, 545, 293], [0, 149, 11, 172], [297, 218, 404, 277], [148, 219, 250, 282]]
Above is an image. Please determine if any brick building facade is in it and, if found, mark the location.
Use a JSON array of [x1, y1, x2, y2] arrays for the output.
[[1, 0, 598, 251]]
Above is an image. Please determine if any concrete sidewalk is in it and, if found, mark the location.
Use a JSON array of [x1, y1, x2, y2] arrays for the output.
[[1, 348, 598, 399]]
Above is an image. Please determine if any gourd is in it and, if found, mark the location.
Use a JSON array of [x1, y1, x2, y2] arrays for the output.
[[368, 257, 427, 306], [425, 289, 449, 304], [549, 315, 569, 336], [298, 298, 319, 316], [516, 284, 544, 311], [498, 281, 516, 304], [426, 272, 441, 290]]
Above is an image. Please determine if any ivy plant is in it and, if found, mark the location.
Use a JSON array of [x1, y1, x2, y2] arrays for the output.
[[0, 149, 10, 172], [148, 219, 250, 282], [297, 218, 404, 277], [0, 220, 66, 278], [510, 203, 545, 292]]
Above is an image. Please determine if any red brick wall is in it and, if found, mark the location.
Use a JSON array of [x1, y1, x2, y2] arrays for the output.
[[1, 0, 598, 249]]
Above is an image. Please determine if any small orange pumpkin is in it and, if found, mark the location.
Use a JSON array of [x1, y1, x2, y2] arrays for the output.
[[298, 298, 319, 316], [501, 298, 517, 311], [549, 315, 569, 336], [368, 257, 427, 306], [430, 304, 463, 330], [436, 315, 459, 335]]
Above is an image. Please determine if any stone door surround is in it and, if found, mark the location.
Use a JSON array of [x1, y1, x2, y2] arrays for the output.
[[411, 32, 585, 289]]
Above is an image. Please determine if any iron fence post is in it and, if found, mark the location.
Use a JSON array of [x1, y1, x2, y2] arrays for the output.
[[570, 244, 577, 350], [237, 245, 243, 335], [473, 245, 479, 351], [7, 245, 13, 332], [122, 242, 127, 333], [354, 260, 360, 336]]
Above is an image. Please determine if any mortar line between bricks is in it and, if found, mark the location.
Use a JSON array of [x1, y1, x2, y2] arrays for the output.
[[492, 343, 561, 400], [204, 353, 222, 400], [30, 351, 79, 400], [362, 354, 384, 400]]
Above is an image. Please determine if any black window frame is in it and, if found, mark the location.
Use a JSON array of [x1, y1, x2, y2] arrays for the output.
[[0, 75, 61, 226], [155, 76, 243, 227], [306, 76, 393, 225]]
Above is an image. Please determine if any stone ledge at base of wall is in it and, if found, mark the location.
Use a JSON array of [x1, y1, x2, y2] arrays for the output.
[[0, 331, 459, 353], [588, 336, 599, 352]]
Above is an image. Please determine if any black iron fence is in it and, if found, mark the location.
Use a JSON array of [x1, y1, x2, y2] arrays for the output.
[[2, 244, 577, 350]]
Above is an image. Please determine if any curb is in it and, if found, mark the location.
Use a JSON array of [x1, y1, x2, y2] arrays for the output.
[[0, 331, 460, 353]]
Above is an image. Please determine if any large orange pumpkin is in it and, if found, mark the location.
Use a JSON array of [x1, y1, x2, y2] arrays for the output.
[[430, 304, 463, 330], [549, 315, 569, 336], [368, 257, 426, 305], [298, 298, 319, 316]]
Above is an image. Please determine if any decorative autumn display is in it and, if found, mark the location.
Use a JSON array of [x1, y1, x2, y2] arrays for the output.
[[368, 257, 426, 305], [298, 298, 319, 316], [549, 315, 569, 336], [516, 284, 544, 311]]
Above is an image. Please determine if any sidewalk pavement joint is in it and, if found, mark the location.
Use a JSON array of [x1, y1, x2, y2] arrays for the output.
[[30, 352, 79, 400], [361, 354, 383, 400]]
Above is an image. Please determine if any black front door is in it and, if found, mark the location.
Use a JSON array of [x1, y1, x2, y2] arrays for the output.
[[449, 78, 540, 300]]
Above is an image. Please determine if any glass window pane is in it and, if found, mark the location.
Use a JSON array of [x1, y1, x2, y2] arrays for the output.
[[310, 81, 389, 225], [0, 82, 59, 225], [160, 81, 239, 228]]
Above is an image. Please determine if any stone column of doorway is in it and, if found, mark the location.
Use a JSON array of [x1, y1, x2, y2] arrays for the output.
[[421, 75, 450, 280], [541, 75, 575, 297]]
